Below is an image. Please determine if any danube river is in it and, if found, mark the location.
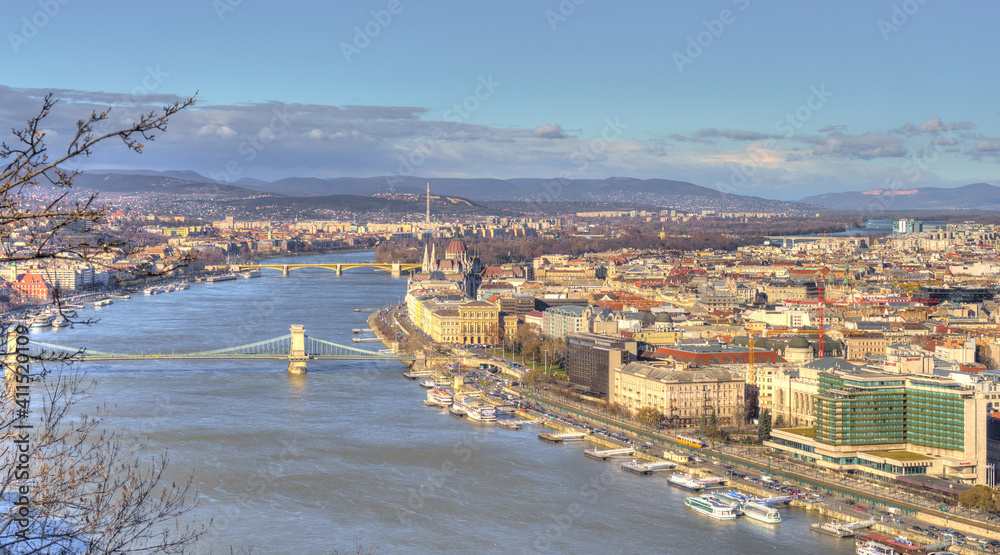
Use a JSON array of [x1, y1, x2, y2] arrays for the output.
[[37, 252, 855, 554]]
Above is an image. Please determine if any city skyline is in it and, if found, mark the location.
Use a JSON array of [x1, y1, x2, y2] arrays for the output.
[[2, 2, 999, 200]]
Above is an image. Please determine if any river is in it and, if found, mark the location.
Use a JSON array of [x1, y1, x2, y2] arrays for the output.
[[34, 251, 855, 554]]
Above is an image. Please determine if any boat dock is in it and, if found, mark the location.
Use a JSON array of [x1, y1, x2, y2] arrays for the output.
[[759, 496, 793, 505], [584, 447, 635, 461], [352, 328, 372, 334], [621, 460, 677, 475], [538, 432, 587, 444], [811, 519, 875, 538]]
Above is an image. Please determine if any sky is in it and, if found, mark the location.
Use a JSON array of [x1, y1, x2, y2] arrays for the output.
[[1, 0, 998, 200]]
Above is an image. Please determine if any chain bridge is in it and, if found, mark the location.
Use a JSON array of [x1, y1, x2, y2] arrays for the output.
[[15, 325, 413, 374]]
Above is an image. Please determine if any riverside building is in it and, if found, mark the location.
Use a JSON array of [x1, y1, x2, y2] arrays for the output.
[[767, 369, 988, 485]]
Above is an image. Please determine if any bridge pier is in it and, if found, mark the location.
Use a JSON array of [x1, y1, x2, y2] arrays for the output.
[[391, 262, 401, 277], [288, 324, 307, 373], [335, 264, 342, 276], [282, 265, 290, 276]]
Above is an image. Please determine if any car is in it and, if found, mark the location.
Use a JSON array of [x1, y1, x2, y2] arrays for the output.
[[853, 505, 865, 511], [912, 526, 924, 532]]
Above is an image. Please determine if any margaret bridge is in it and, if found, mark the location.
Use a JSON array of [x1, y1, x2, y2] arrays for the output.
[[231, 262, 423, 277], [10, 325, 414, 374]]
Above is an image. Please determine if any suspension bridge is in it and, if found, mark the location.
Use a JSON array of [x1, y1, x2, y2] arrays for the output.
[[13, 325, 414, 374]]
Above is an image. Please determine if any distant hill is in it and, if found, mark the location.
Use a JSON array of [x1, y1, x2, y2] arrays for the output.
[[58, 170, 818, 212], [68, 173, 258, 198], [225, 175, 813, 212], [802, 183, 1000, 211], [225, 194, 481, 215]]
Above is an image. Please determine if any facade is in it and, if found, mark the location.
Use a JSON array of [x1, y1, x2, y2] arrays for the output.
[[456, 301, 500, 346], [768, 370, 988, 485], [565, 332, 630, 397], [542, 305, 589, 339], [11, 272, 51, 300], [844, 333, 886, 361], [609, 362, 745, 427]]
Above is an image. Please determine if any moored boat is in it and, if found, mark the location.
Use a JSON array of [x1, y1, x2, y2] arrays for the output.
[[94, 298, 112, 307], [448, 406, 467, 418], [684, 495, 737, 520], [51, 316, 70, 329], [496, 419, 522, 430], [741, 501, 781, 524], [855, 531, 927, 555], [453, 395, 496, 421], [419, 379, 435, 389], [707, 492, 744, 515], [668, 473, 705, 491], [426, 388, 454, 407]]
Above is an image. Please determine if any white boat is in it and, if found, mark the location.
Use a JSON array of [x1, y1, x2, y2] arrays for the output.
[[496, 419, 522, 430], [110, 293, 131, 299], [207, 274, 238, 283], [684, 495, 738, 520], [668, 473, 705, 491], [94, 299, 112, 307], [426, 388, 454, 407], [175, 282, 190, 290], [29, 314, 54, 329], [742, 501, 781, 524], [707, 492, 744, 515], [453, 395, 496, 421], [241, 270, 261, 278], [419, 379, 436, 389], [51, 316, 70, 329]]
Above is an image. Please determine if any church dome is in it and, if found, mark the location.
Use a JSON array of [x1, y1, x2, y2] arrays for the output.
[[446, 239, 467, 255], [788, 336, 810, 349]]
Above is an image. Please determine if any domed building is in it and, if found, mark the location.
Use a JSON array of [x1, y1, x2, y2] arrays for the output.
[[784, 336, 814, 363], [445, 239, 468, 261]]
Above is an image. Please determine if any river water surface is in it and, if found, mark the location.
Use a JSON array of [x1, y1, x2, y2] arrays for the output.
[[35, 251, 855, 554]]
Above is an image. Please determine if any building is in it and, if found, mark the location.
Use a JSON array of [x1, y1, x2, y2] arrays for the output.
[[11, 272, 51, 300], [768, 370, 988, 485], [542, 305, 589, 339], [844, 333, 886, 361], [566, 332, 631, 397], [610, 362, 745, 427], [456, 300, 500, 346]]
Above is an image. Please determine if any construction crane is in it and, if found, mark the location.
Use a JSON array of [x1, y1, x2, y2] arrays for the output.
[[785, 285, 940, 360]]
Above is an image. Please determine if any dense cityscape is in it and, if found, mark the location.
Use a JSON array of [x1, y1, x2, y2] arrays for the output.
[[5, 2, 1000, 554]]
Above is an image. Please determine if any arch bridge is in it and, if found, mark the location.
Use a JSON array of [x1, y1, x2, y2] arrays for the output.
[[10, 325, 413, 374], [232, 262, 422, 277]]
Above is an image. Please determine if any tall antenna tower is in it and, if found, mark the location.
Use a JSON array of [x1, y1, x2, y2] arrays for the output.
[[426, 181, 431, 224]]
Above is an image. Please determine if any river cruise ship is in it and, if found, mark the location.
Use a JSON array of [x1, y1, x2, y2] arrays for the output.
[[668, 473, 705, 491], [453, 395, 497, 421], [683, 495, 737, 520], [741, 501, 781, 524]]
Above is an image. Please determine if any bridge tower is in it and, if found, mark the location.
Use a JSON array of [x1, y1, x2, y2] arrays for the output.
[[335, 264, 342, 276], [391, 262, 401, 277], [282, 265, 290, 276], [288, 325, 308, 374]]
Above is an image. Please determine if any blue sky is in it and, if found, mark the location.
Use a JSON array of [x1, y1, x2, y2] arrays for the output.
[[2, 0, 998, 200]]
